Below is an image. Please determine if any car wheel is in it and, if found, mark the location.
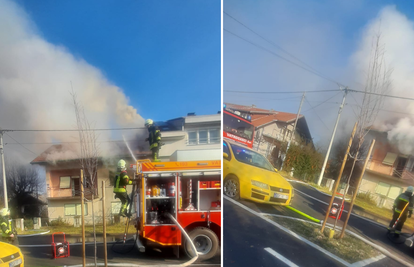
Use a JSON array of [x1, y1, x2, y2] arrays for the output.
[[183, 227, 219, 261], [224, 176, 240, 200]]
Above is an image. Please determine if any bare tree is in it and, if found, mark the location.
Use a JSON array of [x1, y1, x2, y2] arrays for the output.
[[71, 91, 100, 267], [2, 159, 45, 218], [346, 32, 393, 192]]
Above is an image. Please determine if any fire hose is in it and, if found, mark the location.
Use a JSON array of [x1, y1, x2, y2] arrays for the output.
[[64, 213, 199, 267]]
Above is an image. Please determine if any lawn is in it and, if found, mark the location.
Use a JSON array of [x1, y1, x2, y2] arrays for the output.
[[306, 183, 414, 231], [266, 216, 381, 264]]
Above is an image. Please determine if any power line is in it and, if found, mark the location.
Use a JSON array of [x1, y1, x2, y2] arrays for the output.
[[4, 139, 140, 145], [1, 127, 146, 133], [224, 11, 344, 87], [349, 89, 414, 101], [4, 133, 37, 155], [304, 97, 330, 131], [224, 89, 341, 94], [302, 92, 341, 113], [224, 28, 342, 85]]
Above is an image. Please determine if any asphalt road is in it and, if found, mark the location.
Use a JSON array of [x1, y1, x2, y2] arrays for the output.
[[223, 198, 345, 267], [232, 182, 414, 267], [17, 234, 221, 266]]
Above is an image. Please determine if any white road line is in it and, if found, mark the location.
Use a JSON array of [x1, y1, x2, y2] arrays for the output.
[[224, 196, 350, 266], [264, 247, 299, 267], [350, 254, 386, 267]]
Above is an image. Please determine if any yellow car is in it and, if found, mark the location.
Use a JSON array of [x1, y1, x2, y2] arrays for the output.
[[0, 241, 24, 267], [223, 139, 293, 205]]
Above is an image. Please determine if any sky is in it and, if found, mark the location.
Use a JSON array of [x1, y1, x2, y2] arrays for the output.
[[224, 0, 414, 152], [0, 0, 221, 162]]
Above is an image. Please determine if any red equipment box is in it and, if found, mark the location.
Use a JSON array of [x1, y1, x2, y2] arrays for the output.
[[51, 232, 70, 259], [210, 181, 221, 188], [199, 181, 210, 188]]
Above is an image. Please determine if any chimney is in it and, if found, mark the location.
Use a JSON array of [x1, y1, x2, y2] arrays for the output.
[[187, 112, 196, 116]]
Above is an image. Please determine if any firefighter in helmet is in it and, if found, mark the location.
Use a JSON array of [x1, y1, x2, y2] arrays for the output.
[[388, 186, 414, 236], [0, 208, 15, 244], [113, 159, 132, 217], [145, 119, 161, 162]]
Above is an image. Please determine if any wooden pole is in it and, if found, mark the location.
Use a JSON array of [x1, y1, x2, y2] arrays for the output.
[[81, 169, 86, 267], [339, 139, 375, 238], [321, 122, 357, 233], [102, 180, 107, 267]]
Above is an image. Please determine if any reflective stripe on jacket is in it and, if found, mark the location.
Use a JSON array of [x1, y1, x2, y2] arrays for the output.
[[0, 217, 11, 237], [394, 191, 414, 214], [113, 171, 132, 193]]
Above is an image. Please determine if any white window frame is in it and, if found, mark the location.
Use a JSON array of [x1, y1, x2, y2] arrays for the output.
[[60, 176, 71, 189], [64, 203, 88, 216], [187, 128, 220, 145]]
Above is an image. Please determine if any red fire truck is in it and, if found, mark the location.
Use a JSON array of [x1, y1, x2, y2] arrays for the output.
[[133, 159, 221, 260], [223, 105, 255, 148]]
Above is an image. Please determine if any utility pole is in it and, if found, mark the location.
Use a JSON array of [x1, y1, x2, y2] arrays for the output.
[[339, 139, 375, 239], [0, 130, 7, 209], [317, 88, 348, 186], [281, 92, 305, 171], [321, 122, 357, 233], [81, 169, 86, 267], [102, 180, 108, 267]]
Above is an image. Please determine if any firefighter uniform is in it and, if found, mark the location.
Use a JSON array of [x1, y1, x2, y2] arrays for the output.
[[113, 160, 132, 217], [145, 119, 161, 162], [0, 208, 17, 245], [388, 187, 414, 235]]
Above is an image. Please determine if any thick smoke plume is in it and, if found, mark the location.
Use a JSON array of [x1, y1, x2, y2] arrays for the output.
[[351, 6, 414, 155], [0, 0, 145, 162]]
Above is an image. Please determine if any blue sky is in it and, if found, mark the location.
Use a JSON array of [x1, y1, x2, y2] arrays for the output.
[[224, 0, 414, 148], [16, 0, 221, 122]]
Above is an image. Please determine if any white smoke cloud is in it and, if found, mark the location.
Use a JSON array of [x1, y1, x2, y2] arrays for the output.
[[350, 5, 414, 154], [0, 0, 145, 162]]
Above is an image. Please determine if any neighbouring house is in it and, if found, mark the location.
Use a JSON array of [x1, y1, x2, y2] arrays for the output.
[[224, 103, 312, 169], [358, 129, 414, 209], [157, 112, 221, 161], [31, 112, 221, 225]]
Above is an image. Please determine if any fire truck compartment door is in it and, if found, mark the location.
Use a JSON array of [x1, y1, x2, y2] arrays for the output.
[[144, 225, 182, 245]]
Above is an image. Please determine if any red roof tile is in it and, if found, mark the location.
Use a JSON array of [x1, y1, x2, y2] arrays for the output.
[[225, 103, 301, 127]]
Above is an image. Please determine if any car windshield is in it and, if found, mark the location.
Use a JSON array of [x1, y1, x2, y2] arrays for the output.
[[223, 112, 254, 140], [230, 143, 275, 172]]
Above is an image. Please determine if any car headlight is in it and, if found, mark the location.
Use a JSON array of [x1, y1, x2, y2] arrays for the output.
[[251, 180, 269, 189], [0, 259, 3, 263]]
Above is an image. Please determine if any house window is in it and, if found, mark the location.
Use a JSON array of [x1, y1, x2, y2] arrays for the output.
[[187, 129, 220, 145], [111, 202, 121, 214], [188, 131, 197, 145], [388, 186, 402, 199], [382, 153, 397, 166], [375, 182, 390, 196], [209, 129, 220, 143], [64, 204, 88, 216], [199, 130, 208, 144], [60, 176, 71, 189]]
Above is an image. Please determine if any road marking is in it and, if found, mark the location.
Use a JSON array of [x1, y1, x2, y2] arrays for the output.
[[264, 247, 299, 267], [350, 254, 386, 267], [224, 196, 350, 266]]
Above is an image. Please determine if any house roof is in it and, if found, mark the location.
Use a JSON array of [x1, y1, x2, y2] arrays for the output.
[[225, 103, 300, 127]]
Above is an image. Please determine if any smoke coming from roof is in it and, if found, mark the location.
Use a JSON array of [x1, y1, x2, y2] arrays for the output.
[[0, 0, 145, 162], [350, 6, 414, 155]]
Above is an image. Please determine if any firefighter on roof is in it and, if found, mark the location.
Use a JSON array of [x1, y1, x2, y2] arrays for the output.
[[145, 119, 161, 162], [113, 159, 132, 217], [0, 208, 16, 244], [388, 186, 414, 236]]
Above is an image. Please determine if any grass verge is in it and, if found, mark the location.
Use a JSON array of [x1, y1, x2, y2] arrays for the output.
[[17, 222, 135, 236], [265, 216, 381, 264], [306, 183, 414, 231]]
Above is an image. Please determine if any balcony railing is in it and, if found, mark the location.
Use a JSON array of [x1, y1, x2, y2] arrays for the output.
[[47, 186, 97, 199]]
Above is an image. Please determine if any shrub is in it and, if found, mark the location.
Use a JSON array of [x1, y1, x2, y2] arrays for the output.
[[357, 192, 377, 206], [49, 216, 71, 227]]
